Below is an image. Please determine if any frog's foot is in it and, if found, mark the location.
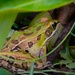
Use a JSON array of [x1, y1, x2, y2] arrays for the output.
[[41, 61, 52, 69], [0, 58, 27, 73]]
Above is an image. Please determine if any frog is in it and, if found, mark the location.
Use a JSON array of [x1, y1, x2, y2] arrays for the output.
[[0, 12, 59, 71]]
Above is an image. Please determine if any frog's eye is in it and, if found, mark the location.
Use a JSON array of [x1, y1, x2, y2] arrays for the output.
[[52, 22, 58, 29]]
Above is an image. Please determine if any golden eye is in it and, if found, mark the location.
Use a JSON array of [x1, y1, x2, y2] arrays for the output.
[[52, 21, 59, 29], [52, 22, 57, 29]]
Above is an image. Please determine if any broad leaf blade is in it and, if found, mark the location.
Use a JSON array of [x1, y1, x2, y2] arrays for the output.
[[0, 0, 73, 13], [0, 68, 12, 75], [0, 12, 17, 50]]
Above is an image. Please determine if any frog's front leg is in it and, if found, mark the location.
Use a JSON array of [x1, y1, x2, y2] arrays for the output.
[[39, 46, 52, 69]]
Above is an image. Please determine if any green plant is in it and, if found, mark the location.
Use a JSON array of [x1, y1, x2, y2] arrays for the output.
[[0, 0, 74, 75]]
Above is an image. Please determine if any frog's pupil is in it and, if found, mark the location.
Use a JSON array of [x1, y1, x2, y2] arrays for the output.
[[52, 22, 57, 29]]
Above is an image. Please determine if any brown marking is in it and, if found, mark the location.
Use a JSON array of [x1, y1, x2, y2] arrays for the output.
[[45, 27, 51, 37], [7, 64, 12, 69], [36, 26, 41, 31], [23, 32, 33, 36], [28, 42, 33, 48], [18, 35, 26, 41], [37, 34, 41, 40], [5, 45, 8, 48], [22, 62, 28, 70], [14, 63, 20, 68], [11, 46, 21, 52], [34, 63, 38, 67], [41, 17, 48, 23], [11, 40, 19, 44], [8, 56, 15, 65], [24, 50, 29, 53]]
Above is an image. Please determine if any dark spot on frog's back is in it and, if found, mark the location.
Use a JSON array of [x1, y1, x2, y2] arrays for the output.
[[23, 32, 33, 36], [45, 27, 51, 37], [5, 45, 8, 48], [34, 63, 38, 67], [10, 46, 21, 52], [24, 50, 29, 53], [36, 26, 41, 31], [37, 34, 41, 40], [11, 39, 19, 44], [14, 63, 20, 68], [28, 42, 33, 48]]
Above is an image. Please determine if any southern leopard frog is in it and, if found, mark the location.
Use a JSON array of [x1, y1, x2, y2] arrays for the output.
[[0, 12, 62, 70]]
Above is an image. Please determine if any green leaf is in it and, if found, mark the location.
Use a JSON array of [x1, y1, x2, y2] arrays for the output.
[[0, 68, 12, 75], [0, 12, 17, 50], [0, 0, 73, 13], [60, 49, 71, 60], [7, 29, 15, 38], [30, 62, 34, 75], [0, 0, 73, 51], [68, 62, 75, 68]]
